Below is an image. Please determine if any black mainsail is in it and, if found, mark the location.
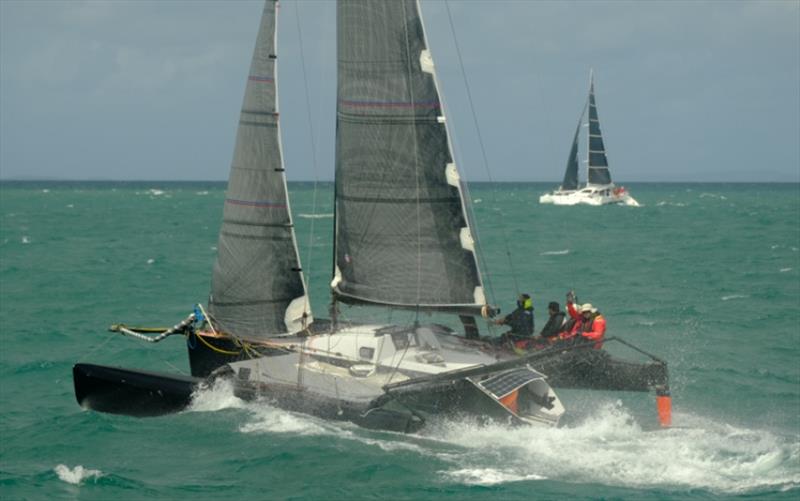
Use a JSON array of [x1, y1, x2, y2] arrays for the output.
[[587, 74, 612, 186], [208, 0, 312, 339], [331, 0, 486, 315]]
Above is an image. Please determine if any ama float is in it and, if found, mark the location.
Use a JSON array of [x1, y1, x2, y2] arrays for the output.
[[73, 0, 669, 432]]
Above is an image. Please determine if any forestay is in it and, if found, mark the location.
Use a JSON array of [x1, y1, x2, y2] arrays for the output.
[[209, 0, 312, 339], [331, 0, 487, 315]]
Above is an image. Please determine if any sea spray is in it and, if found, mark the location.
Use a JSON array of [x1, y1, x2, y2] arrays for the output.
[[54, 465, 102, 485]]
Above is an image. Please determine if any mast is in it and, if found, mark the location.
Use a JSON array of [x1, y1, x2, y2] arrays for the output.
[[586, 70, 612, 186], [331, 0, 486, 316], [208, 0, 312, 339]]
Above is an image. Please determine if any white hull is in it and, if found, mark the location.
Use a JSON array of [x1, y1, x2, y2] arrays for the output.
[[263, 323, 565, 427], [539, 184, 639, 207]]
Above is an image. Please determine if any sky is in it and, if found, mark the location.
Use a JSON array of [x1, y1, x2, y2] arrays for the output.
[[1, 0, 798, 183]]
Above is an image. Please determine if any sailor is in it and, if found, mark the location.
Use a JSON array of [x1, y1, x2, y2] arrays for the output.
[[538, 301, 566, 340], [494, 293, 534, 346], [561, 294, 606, 349]]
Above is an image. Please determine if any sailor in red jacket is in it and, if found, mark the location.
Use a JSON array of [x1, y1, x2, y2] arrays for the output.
[[562, 297, 606, 349]]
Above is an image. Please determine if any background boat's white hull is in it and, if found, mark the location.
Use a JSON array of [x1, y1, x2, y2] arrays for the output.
[[539, 185, 639, 206]]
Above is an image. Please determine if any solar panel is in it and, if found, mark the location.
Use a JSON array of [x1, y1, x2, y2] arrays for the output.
[[474, 368, 544, 399]]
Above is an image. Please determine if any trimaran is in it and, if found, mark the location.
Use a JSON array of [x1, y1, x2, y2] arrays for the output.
[[74, 0, 669, 433], [539, 70, 640, 206]]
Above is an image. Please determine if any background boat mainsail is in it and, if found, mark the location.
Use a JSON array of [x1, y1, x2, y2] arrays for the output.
[[208, 0, 312, 339], [332, 0, 486, 315], [587, 77, 612, 186]]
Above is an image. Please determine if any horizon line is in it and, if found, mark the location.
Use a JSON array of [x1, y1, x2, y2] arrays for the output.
[[1, 178, 798, 184]]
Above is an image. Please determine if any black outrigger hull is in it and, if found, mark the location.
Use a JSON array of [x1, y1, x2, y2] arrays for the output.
[[73, 364, 203, 417]]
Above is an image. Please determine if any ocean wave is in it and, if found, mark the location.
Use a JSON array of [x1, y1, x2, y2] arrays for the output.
[[699, 193, 727, 200], [186, 384, 799, 494], [443, 468, 544, 485], [540, 249, 570, 256], [656, 201, 687, 207], [298, 213, 333, 219], [780, 268, 793, 273], [187, 378, 247, 413], [431, 402, 800, 494], [721, 294, 748, 301], [54, 464, 102, 485]]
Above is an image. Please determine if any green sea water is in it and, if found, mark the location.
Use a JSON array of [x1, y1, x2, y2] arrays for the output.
[[1, 181, 798, 500]]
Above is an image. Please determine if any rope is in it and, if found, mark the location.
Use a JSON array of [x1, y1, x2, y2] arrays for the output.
[[443, 0, 519, 297]]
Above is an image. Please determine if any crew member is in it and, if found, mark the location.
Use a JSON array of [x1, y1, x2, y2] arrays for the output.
[[538, 301, 566, 340], [561, 294, 605, 349], [494, 293, 534, 346]]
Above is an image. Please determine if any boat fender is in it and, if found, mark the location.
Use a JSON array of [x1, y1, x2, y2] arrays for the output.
[[656, 386, 672, 427]]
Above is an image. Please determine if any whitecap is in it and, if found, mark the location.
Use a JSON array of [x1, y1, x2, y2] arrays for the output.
[[21, 236, 30, 244], [540, 249, 570, 256], [443, 467, 545, 485], [187, 378, 246, 413], [54, 464, 102, 485], [431, 402, 800, 493], [42, 189, 50, 193], [196, 191, 209, 196], [721, 294, 748, 301], [146, 258, 155, 264], [298, 213, 333, 219], [780, 268, 792, 273], [473, 198, 482, 204], [148, 189, 165, 196], [66, 204, 74, 208]]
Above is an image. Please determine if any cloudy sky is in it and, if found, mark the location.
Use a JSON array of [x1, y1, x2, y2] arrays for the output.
[[1, 0, 798, 182]]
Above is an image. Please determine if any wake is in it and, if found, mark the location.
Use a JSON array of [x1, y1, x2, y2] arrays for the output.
[[187, 382, 799, 494]]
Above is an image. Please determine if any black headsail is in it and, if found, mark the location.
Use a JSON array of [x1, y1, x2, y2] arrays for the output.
[[332, 0, 487, 315], [208, 0, 312, 339], [587, 72, 612, 186], [561, 103, 587, 191]]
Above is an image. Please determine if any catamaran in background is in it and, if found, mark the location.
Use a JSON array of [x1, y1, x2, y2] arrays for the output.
[[540, 71, 640, 207]]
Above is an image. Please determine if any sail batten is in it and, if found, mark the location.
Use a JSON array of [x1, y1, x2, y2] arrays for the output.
[[208, 0, 312, 339], [332, 0, 484, 313]]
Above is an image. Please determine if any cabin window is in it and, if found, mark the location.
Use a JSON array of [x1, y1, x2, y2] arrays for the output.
[[359, 347, 375, 360], [390, 331, 417, 350]]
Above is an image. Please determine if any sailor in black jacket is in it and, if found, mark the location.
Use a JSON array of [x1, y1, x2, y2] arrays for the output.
[[539, 301, 566, 339]]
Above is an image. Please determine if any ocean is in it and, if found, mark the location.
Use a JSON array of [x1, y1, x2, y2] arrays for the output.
[[1, 181, 798, 500]]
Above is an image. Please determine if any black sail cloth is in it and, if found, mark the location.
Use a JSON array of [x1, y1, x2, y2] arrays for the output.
[[332, 0, 486, 315]]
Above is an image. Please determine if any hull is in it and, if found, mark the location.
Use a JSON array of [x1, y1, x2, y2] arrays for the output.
[[73, 363, 203, 417], [539, 185, 639, 206], [529, 343, 668, 392], [225, 354, 563, 432]]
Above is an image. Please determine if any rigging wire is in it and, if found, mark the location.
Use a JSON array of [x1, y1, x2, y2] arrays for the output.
[[293, 0, 322, 317], [443, 0, 520, 298], [292, 0, 325, 386], [401, 0, 424, 321]]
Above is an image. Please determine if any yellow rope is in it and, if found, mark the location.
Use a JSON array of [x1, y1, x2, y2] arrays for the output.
[[191, 330, 243, 356]]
